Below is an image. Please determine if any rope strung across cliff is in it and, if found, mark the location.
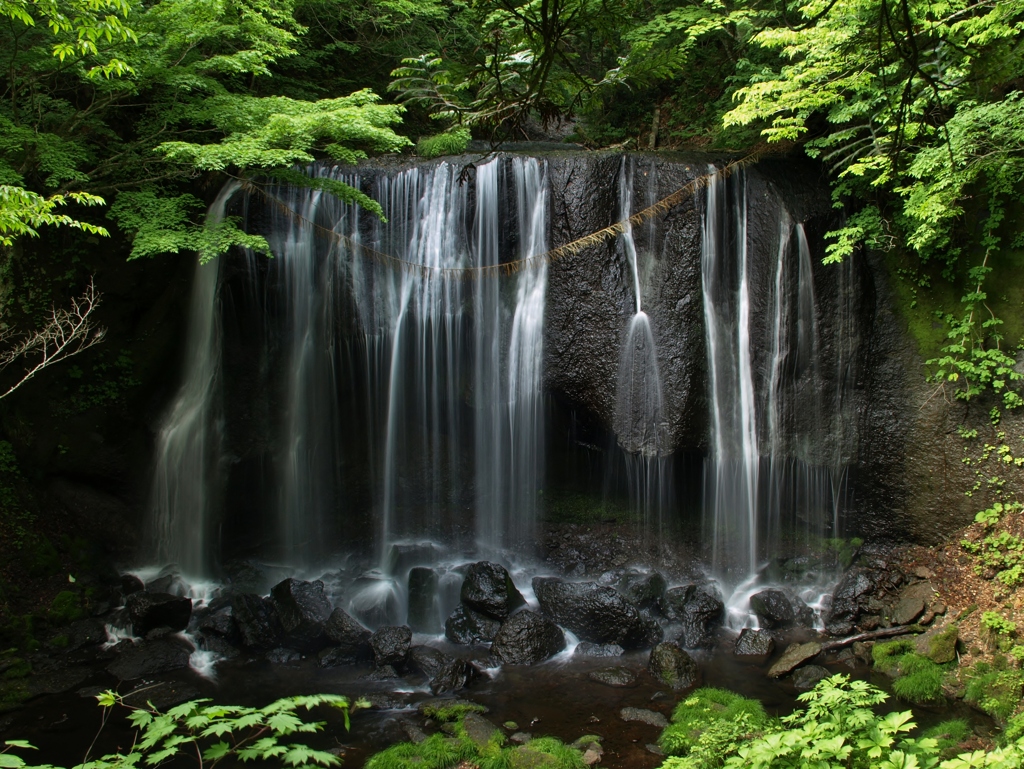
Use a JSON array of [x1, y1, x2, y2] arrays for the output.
[[240, 151, 764, 278]]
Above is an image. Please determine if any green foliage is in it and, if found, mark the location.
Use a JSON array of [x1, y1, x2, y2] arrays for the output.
[[2, 690, 366, 768], [416, 128, 471, 159], [659, 688, 769, 757], [365, 710, 585, 769], [921, 721, 971, 760], [873, 641, 949, 704], [48, 591, 83, 625], [419, 702, 487, 722], [964, 660, 1024, 721]]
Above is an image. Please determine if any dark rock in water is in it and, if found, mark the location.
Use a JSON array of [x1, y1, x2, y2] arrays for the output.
[[232, 593, 284, 650], [270, 578, 332, 652], [365, 664, 401, 681], [619, 707, 669, 728], [107, 638, 192, 680], [588, 667, 637, 687], [825, 569, 876, 636], [370, 625, 412, 668], [491, 611, 566, 665], [126, 592, 192, 636], [648, 642, 699, 690], [461, 562, 526, 620], [266, 647, 302, 664], [198, 606, 239, 643], [445, 604, 501, 645], [195, 632, 240, 659], [66, 618, 108, 650], [734, 628, 775, 657], [317, 646, 360, 668], [671, 587, 724, 649], [25, 666, 91, 697], [791, 665, 830, 691], [430, 658, 478, 695], [750, 590, 796, 629], [532, 577, 652, 649], [617, 571, 667, 613], [407, 567, 439, 633], [402, 722, 429, 744], [408, 645, 454, 679], [403, 645, 476, 693], [574, 642, 624, 658], [324, 608, 372, 663], [767, 641, 822, 678], [120, 574, 144, 597]]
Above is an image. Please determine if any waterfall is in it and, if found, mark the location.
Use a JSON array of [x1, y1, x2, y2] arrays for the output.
[[356, 158, 547, 561], [613, 157, 669, 535], [702, 168, 847, 593], [703, 170, 759, 580], [148, 182, 238, 578]]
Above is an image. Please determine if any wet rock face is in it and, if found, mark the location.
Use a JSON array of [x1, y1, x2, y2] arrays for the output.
[[232, 593, 284, 650], [532, 577, 655, 649], [445, 605, 502, 645], [369, 625, 412, 669], [323, 608, 372, 663], [662, 585, 724, 649], [491, 610, 566, 665], [648, 642, 699, 690], [107, 637, 192, 680], [408, 645, 478, 694], [749, 589, 795, 629], [460, 562, 526, 620], [270, 578, 333, 652], [734, 628, 774, 658], [126, 592, 192, 636]]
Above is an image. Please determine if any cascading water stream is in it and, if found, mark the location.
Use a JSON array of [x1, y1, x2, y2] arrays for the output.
[[703, 169, 759, 582], [701, 167, 849, 625], [613, 158, 669, 536], [148, 181, 239, 578]]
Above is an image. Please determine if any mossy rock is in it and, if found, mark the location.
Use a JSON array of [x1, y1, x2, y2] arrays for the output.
[[49, 590, 85, 624], [0, 679, 29, 712], [915, 623, 958, 664]]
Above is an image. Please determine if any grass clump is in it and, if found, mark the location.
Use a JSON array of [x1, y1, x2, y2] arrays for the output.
[[366, 733, 475, 769], [921, 719, 971, 759], [659, 687, 769, 757], [415, 128, 471, 159], [873, 638, 950, 704], [367, 710, 587, 769], [421, 702, 487, 722], [964, 659, 1024, 721]]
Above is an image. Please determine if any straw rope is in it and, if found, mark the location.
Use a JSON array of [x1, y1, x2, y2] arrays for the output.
[[240, 151, 763, 278]]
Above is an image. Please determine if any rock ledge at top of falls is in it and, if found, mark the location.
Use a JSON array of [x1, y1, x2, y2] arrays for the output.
[[532, 577, 660, 649]]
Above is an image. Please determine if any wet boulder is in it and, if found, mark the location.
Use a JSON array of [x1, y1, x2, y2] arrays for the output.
[[197, 606, 240, 644], [408, 645, 477, 694], [491, 611, 566, 665], [407, 567, 440, 633], [734, 628, 775, 658], [663, 586, 724, 649], [749, 590, 796, 629], [648, 641, 699, 690], [461, 562, 526, 620], [107, 637, 192, 680], [369, 625, 412, 668], [232, 593, 284, 650], [617, 571, 667, 613], [589, 667, 637, 687], [323, 608, 372, 663], [445, 604, 502, 645], [120, 573, 144, 597], [532, 577, 653, 649], [126, 592, 192, 636], [574, 642, 624, 658], [270, 578, 333, 652], [792, 665, 830, 691], [825, 569, 876, 636], [767, 641, 822, 678]]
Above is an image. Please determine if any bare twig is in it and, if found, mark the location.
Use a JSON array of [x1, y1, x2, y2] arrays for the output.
[[0, 279, 106, 399]]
